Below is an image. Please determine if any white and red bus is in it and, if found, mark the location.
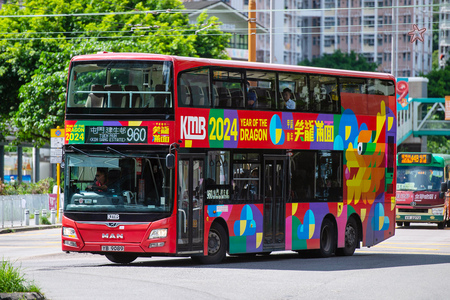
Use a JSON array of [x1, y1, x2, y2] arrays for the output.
[[396, 152, 450, 229], [62, 52, 397, 264]]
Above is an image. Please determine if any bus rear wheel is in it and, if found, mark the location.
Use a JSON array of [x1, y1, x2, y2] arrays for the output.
[[319, 218, 336, 258], [336, 218, 358, 256], [105, 254, 137, 264], [192, 223, 227, 264]]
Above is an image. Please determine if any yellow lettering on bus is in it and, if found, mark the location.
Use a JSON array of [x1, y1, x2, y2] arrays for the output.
[[209, 117, 238, 142]]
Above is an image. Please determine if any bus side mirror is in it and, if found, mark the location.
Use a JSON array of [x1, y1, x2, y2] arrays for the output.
[[441, 182, 448, 193], [166, 153, 175, 169]]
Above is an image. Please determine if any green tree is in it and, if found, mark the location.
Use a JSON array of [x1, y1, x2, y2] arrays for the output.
[[427, 136, 450, 154], [422, 63, 450, 153], [298, 50, 378, 72], [425, 64, 450, 98], [0, 0, 230, 147]]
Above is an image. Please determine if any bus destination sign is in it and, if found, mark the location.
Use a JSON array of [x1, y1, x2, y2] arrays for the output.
[[399, 153, 431, 165], [85, 126, 148, 144]]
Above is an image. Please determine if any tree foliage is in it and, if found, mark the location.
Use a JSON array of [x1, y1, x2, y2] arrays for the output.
[[427, 136, 450, 154], [425, 63, 450, 98], [298, 50, 378, 72], [0, 0, 230, 146]]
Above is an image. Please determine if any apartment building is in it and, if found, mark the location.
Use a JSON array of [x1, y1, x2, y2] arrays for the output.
[[322, 0, 433, 76], [183, 0, 267, 60], [440, 0, 450, 68], [183, 0, 433, 76]]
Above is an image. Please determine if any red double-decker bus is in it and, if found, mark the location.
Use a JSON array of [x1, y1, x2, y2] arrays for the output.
[[62, 52, 396, 264]]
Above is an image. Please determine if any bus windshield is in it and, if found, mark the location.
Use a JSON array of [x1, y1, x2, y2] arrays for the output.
[[64, 152, 174, 213], [397, 166, 444, 192], [67, 60, 173, 111]]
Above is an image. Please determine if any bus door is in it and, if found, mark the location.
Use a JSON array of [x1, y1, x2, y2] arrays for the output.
[[177, 155, 204, 255], [263, 156, 287, 250]]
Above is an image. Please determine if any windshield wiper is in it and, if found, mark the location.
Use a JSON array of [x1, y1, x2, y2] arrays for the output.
[[69, 146, 94, 157]]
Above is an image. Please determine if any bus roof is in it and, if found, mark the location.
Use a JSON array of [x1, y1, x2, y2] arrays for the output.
[[70, 52, 396, 81]]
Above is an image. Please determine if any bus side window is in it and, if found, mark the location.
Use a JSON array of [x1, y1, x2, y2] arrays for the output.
[[190, 85, 206, 107]]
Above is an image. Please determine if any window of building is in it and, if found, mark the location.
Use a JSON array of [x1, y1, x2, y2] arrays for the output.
[[378, 15, 383, 27], [325, 17, 335, 28], [363, 16, 375, 27], [363, 35, 375, 46], [324, 35, 335, 47], [325, 0, 335, 8]]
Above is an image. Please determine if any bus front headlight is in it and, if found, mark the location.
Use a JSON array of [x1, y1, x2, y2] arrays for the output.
[[62, 227, 78, 239], [149, 228, 167, 239]]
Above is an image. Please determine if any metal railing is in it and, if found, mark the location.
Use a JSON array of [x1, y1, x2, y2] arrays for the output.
[[0, 194, 62, 229]]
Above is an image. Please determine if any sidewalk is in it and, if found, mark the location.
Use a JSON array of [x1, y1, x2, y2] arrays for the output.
[[0, 223, 61, 234]]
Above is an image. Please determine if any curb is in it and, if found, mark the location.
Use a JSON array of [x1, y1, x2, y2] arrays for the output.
[[0, 292, 45, 300], [0, 224, 61, 234]]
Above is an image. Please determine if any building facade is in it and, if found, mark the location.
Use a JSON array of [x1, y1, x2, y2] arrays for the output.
[[440, 0, 450, 68], [183, 0, 433, 76]]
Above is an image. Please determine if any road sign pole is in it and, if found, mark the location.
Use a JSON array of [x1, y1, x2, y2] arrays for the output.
[[57, 162, 60, 220]]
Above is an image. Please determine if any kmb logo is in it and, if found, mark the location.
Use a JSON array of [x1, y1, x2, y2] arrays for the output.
[[181, 116, 206, 140]]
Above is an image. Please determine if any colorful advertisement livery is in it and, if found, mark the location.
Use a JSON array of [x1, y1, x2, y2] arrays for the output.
[[65, 120, 173, 145]]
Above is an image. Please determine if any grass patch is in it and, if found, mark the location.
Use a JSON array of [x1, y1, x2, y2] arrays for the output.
[[40, 215, 51, 225], [0, 259, 42, 293]]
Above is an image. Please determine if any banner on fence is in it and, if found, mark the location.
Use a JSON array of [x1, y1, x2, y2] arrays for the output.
[[49, 194, 57, 210]]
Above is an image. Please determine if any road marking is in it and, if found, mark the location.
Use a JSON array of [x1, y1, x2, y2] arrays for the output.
[[0, 245, 60, 248], [381, 242, 450, 246], [357, 250, 450, 256], [372, 245, 440, 251]]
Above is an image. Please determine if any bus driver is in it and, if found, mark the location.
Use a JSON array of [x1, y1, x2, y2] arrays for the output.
[[87, 168, 108, 192]]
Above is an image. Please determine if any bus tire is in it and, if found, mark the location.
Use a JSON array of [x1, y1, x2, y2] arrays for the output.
[[437, 222, 445, 229], [396, 222, 403, 227], [193, 223, 227, 264], [404, 222, 410, 227], [105, 254, 137, 264], [319, 218, 336, 258], [336, 218, 358, 256]]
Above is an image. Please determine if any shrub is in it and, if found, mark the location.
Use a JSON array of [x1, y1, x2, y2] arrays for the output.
[[0, 177, 57, 195], [0, 259, 42, 293], [40, 215, 52, 225]]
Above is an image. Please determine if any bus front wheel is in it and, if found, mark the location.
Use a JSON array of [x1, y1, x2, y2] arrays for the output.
[[192, 223, 227, 264], [336, 218, 358, 256], [319, 218, 336, 258], [105, 254, 137, 264]]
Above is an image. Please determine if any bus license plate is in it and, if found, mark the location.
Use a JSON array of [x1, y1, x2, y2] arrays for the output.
[[101, 245, 124, 252], [405, 216, 421, 220]]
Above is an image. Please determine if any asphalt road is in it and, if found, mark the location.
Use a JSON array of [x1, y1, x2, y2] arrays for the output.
[[1, 224, 450, 299]]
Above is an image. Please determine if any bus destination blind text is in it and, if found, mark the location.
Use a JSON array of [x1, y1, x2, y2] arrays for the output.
[[85, 126, 148, 144], [399, 153, 431, 165]]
